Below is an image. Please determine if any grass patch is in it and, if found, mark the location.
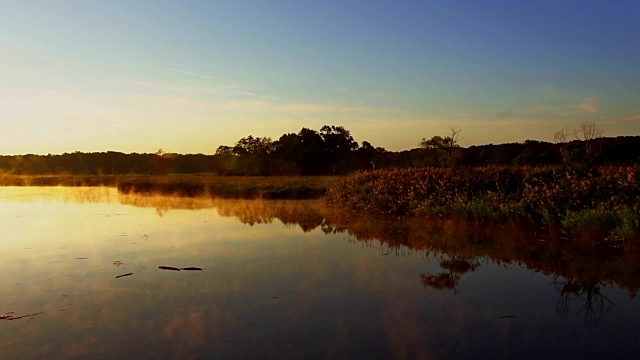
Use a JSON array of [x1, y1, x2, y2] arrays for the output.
[[325, 165, 640, 244], [0, 174, 342, 200]]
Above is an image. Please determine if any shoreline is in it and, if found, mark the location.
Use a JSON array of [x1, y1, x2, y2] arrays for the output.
[[0, 174, 341, 200], [3, 167, 639, 245]]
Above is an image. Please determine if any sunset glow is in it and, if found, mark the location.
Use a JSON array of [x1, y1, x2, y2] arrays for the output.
[[2, 1, 639, 154]]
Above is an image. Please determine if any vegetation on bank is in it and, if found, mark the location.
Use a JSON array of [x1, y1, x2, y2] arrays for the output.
[[1, 124, 640, 177], [325, 165, 640, 244], [0, 175, 341, 199], [2, 122, 639, 242], [117, 175, 338, 199]]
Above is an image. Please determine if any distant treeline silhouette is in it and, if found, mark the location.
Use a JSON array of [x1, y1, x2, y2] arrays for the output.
[[1, 125, 639, 175]]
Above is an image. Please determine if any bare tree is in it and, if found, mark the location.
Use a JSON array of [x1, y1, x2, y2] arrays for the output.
[[554, 128, 568, 144], [555, 122, 603, 170], [574, 122, 603, 167], [573, 122, 603, 141], [446, 126, 463, 158]]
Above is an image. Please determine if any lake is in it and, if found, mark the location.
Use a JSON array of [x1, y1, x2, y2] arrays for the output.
[[1, 187, 639, 359]]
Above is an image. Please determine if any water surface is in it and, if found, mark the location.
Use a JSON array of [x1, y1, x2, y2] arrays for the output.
[[1, 187, 639, 359]]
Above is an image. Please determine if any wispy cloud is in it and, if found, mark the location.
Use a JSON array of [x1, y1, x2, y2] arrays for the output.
[[114, 78, 211, 93], [169, 68, 221, 82], [103, 89, 406, 120], [527, 95, 601, 117], [472, 117, 557, 127], [577, 96, 599, 113], [623, 114, 640, 121], [113, 77, 257, 98], [334, 87, 392, 99], [216, 100, 405, 115], [168, 68, 258, 97], [535, 86, 601, 116]]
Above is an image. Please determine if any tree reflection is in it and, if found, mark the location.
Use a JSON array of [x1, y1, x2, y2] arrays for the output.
[[554, 277, 615, 322], [112, 190, 640, 303], [420, 255, 480, 292]]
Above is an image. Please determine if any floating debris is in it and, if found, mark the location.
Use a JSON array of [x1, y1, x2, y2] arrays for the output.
[[0, 312, 15, 320], [115, 273, 133, 279], [158, 266, 203, 271], [159, 266, 180, 271], [1, 312, 44, 321]]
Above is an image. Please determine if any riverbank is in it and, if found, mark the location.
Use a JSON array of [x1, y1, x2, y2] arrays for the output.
[[0, 174, 341, 199], [325, 165, 640, 244], [4, 168, 639, 244]]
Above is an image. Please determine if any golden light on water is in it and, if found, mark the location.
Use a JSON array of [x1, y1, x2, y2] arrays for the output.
[[2, 187, 639, 358]]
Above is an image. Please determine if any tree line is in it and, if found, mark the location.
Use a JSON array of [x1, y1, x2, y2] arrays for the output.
[[1, 124, 639, 176]]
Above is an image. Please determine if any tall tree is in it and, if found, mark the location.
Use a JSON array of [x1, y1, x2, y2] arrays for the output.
[[319, 125, 359, 173], [230, 136, 275, 175], [297, 128, 328, 175]]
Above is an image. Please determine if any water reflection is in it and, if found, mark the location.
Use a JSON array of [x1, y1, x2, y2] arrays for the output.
[[554, 277, 616, 322], [4, 186, 640, 301], [121, 195, 329, 232], [420, 255, 480, 292], [2, 187, 640, 358]]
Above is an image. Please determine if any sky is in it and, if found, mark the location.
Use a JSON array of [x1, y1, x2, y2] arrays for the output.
[[1, 0, 639, 155]]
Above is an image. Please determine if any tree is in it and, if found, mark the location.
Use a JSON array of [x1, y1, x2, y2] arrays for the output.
[[271, 128, 330, 175], [272, 133, 303, 175], [297, 127, 328, 174], [574, 122, 603, 141], [214, 146, 238, 175], [229, 136, 275, 175], [555, 122, 603, 171], [153, 149, 172, 175], [232, 136, 275, 157], [574, 122, 603, 166], [419, 126, 463, 167], [215, 145, 234, 156], [320, 125, 359, 173]]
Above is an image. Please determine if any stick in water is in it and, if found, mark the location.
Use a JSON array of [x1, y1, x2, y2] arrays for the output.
[[158, 266, 202, 271]]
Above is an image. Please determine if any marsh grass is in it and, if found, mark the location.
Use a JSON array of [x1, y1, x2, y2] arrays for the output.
[[0, 174, 341, 200], [117, 175, 338, 199], [325, 165, 640, 244]]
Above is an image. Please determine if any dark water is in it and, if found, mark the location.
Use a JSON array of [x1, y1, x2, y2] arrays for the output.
[[1, 187, 639, 359]]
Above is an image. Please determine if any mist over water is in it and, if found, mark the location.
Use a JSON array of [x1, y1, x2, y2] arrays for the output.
[[1, 187, 639, 359]]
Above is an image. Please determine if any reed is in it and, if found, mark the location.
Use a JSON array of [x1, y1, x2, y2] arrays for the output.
[[325, 165, 640, 243]]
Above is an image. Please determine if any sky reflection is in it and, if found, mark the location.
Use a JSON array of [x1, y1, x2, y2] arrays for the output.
[[1, 187, 639, 359]]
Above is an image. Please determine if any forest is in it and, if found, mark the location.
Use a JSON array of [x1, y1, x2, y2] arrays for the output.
[[1, 124, 639, 176]]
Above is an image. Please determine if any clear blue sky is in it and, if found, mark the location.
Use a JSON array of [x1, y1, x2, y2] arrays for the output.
[[1, 0, 639, 154]]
